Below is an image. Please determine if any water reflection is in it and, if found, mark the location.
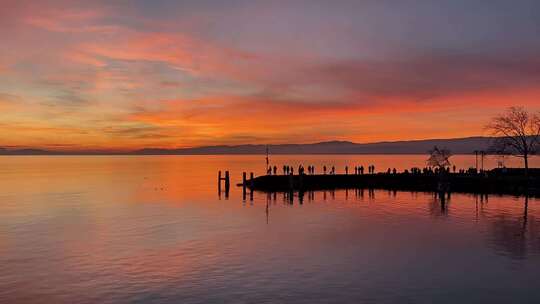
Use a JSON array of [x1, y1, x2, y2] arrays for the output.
[[2, 156, 540, 303], [489, 196, 540, 259], [429, 192, 449, 217], [248, 189, 540, 261]]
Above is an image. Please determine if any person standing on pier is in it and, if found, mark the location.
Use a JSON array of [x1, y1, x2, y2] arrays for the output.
[[360, 166, 364, 174], [345, 166, 349, 175], [273, 166, 277, 175], [323, 166, 327, 175]]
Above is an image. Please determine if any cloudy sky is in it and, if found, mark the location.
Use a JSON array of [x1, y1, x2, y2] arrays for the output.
[[1, 0, 539, 150]]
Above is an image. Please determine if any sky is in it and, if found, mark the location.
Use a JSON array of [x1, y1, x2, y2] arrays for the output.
[[1, 0, 540, 151]]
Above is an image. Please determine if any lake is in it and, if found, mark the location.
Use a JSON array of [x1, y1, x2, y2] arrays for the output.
[[1, 155, 539, 303]]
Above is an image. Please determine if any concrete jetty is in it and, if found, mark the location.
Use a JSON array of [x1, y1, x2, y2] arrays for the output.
[[236, 168, 540, 196]]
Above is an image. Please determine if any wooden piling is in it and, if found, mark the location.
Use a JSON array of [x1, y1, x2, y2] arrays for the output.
[[218, 170, 230, 197], [242, 172, 246, 200], [225, 171, 230, 192], [218, 170, 222, 192]]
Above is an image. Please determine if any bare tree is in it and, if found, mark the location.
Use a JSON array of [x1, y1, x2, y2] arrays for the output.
[[427, 146, 452, 170], [486, 107, 540, 175]]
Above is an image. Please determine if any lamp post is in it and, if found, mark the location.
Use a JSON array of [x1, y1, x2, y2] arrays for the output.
[[474, 150, 479, 173]]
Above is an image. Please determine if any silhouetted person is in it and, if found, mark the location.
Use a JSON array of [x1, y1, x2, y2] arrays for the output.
[[323, 165, 327, 175], [360, 166, 364, 174], [331, 166, 335, 175], [387, 168, 391, 174], [283, 165, 286, 175], [273, 166, 277, 175], [392, 168, 397, 174], [345, 166, 349, 175]]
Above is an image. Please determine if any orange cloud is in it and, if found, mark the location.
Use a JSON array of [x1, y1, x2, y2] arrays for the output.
[[1, 1, 540, 150]]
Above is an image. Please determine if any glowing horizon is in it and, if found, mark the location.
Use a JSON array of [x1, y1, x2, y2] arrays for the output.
[[1, 0, 540, 150]]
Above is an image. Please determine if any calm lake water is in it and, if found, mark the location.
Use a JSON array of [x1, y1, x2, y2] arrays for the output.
[[1, 155, 539, 303]]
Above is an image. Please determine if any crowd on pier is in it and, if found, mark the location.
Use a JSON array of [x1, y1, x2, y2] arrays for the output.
[[266, 164, 480, 176]]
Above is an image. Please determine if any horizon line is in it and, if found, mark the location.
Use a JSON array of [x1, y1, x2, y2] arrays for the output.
[[0, 135, 495, 155]]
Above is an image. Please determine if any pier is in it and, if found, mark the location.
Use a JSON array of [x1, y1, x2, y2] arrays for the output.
[[235, 168, 540, 196]]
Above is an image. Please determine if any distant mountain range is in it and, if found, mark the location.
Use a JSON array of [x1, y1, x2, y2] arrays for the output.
[[0, 136, 494, 155]]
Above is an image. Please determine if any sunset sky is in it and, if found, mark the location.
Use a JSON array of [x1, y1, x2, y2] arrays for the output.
[[1, 0, 540, 151]]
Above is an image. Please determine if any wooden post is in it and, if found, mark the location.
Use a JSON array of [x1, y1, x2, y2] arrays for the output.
[[225, 171, 230, 192], [218, 171, 222, 192], [250, 172, 254, 187], [242, 172, 246, 201]]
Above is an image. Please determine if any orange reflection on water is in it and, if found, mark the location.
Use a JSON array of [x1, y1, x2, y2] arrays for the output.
[[1, 155, 540, 303]]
